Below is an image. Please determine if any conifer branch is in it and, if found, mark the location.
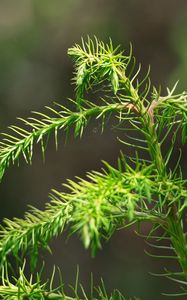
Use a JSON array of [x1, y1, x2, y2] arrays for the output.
[[0, 100, 133, 181], [1, 36, 187, 298], [0, 159, 153, 268], [68, 36, 129, 99], [0, 263, 131, 299], [0, 158, 186, 270]]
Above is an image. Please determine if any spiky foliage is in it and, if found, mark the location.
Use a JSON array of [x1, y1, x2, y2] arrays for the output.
[[1, 37, 187, 298], [68, 36, 129, 98], [0, 100, 130, 181], [0, 158, 170, 269], [0, 263, 131, 299]]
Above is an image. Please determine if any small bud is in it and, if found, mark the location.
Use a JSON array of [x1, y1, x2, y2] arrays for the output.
[[111, 70, 119, 95], [83, 224, 90, 248], [76, 63, 86, 86]]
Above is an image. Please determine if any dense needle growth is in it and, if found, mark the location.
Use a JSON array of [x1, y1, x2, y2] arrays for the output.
[[0, 37, 187, 298]]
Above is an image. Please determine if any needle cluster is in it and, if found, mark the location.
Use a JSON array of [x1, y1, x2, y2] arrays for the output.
[[0, 37, 187, 299]]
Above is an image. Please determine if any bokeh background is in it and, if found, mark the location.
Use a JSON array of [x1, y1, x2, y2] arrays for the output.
[[0, 1, 187, 299]]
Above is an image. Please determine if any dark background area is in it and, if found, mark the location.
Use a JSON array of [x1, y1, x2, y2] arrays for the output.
[[0, 1, 187, 299]]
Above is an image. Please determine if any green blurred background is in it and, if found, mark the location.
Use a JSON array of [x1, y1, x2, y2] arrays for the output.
[[0, 1, 187, 299]]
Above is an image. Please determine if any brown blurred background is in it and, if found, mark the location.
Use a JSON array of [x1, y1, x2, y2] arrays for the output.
[[0, 1, 187, 299]]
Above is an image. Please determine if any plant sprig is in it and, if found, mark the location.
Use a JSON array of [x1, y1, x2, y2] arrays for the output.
[[0, 263, 132, 300], [1, 36, 187, 298], [0, 99, 133, 181], [0, 156, 186, 272]]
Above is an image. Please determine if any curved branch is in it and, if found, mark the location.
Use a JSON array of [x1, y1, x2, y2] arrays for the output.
[[0, 100, 131, 181]]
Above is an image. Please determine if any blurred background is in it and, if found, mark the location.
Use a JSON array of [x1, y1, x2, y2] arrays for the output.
[[0, 1, 187, 299]]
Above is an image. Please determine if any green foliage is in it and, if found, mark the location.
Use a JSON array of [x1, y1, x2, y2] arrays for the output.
[[1, 36, 187, 298], [68, 36, 128, 99], [0, 263, 130, 299], [0, 158, 162, 269]]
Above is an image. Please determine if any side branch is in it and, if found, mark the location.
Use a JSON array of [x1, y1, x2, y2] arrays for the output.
[[0, 159, 183, 268], [0, 100, 131, 180], [0, 263, 128, 300]]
